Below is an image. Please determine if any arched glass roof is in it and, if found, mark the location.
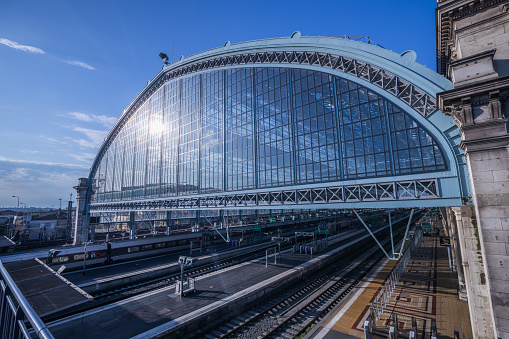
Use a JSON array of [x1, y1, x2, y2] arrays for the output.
[[88, 36, 468, 211]]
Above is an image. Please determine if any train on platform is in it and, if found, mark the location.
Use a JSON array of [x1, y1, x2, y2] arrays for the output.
[[40, 213, 372, 270], [45, 232, 207, 269]]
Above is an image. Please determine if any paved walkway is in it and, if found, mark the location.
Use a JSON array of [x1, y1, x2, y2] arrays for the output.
[[310, 235, 473, 339]]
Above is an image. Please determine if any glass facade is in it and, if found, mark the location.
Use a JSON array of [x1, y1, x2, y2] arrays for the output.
[[91, 67, 446, 203]]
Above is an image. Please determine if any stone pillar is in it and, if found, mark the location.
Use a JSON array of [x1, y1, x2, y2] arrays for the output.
[[66, 200, 73, 239], [73, 178, 89, 245], [446, 207, 466, 298], [452, 207, 495, 338]]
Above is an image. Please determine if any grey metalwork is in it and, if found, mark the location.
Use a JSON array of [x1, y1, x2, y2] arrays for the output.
[[353, 210, 391, 260], [199, 210, 228, 242], [398, 208, 415, 256], [90, 178, 440, 212], [177, 256, 195, 298], [84, 36, 470, 237], [89, 62, 453, 211], [392, 313, 399, 338], [133, 212, 156, 235], [388, 211, 395, 258], [0, 262, 54, 339]]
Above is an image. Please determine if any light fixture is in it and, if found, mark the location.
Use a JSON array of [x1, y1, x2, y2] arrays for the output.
[[159, 52, 169, 65]]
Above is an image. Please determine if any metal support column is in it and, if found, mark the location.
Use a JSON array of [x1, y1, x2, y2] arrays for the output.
[[129, 211, 136, 240], [166, 211, 171, 235]]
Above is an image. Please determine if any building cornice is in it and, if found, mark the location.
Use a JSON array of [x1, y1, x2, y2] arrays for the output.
[[436, 0, 507, 75], [438, 75, 509, 109]]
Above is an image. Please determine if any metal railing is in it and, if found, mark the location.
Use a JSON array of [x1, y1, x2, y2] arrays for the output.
[[0, 262, 54, 339]]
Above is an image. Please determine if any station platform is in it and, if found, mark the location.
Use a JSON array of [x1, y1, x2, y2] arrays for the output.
[[0, 236, 15, 252], [2, 259, 92, 317], [47, 250, 314, 338], [45, 229, 377, 339], [308, 235, 473, 339]]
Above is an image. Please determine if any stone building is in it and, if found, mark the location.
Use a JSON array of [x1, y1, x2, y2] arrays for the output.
[[436, 1, 509, 338]]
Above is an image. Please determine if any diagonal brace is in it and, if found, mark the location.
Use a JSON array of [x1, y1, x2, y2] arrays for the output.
[[199, 211, 229, 243], [353, 210, 392, 260], [135, 213, 156, 235], [388, 210, 395, 258], [398, 208, 415, 256]]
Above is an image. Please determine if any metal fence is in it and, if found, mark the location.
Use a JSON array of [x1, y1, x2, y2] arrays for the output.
[[0, 262, 54, 339]]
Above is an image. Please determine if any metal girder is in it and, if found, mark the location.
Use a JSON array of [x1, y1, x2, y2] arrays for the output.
[[398, 208, 415, 256], [150, 51, 436, 118], [199, 211, 229, 243], [134, 212, 156, 235], [353, 210, 392, 260], [90, 179, 440, 212], [388, 210, 395, 258]]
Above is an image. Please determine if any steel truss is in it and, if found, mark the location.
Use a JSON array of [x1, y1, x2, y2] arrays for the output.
[[156, 51, 437, 117], [89, 178, 439, 212]]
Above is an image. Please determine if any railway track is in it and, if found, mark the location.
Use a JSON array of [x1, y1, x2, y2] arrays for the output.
[[264, 248, 382, 339], [44, 211, 419, 333], [198, 226, 405, 339]]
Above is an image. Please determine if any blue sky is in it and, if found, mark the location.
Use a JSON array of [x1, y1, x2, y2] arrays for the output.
[[0, 0, 439, 208]]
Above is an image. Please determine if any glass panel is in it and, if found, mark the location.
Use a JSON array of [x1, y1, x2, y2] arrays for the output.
[[200, 71, 223, 193], [292, 69, 339, 184], [255, 68, 293, 187], [89, 67, 449, 203], [225, 69, 255, 190], [161, 80, 179, 196], [338, 79, 391, 179], [388, 102, 447, 174], [179, 75, 200, 194]]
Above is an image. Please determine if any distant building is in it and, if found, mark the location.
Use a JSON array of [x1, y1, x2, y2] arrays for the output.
[[6, 209, 73, 242]]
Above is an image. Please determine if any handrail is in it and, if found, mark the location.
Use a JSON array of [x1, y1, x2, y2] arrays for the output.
[[0, 261, 54, 339]]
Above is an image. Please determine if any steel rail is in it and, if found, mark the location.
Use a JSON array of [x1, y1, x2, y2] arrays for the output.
[[199, 212, 420, 339]]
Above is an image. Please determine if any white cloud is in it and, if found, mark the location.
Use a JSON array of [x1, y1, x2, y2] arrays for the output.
[[0, 38, 45, 54], [64, 60, 95, 70], [70, 153, 96, 163], [0, 156, 89, 169], [0, 163, 89, 207], [20, 149, 40, 154], [69, 112, 117, 128], [72, 127, 108, 148], [7, 168, 33, 181]]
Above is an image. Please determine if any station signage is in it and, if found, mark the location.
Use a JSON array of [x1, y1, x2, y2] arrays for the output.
[[440, 236, 451, 246]]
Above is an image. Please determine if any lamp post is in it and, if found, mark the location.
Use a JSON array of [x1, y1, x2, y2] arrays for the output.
[[11, 196, 19, 237], [178, 256, 195, 298], [20, 203, 26, 227]]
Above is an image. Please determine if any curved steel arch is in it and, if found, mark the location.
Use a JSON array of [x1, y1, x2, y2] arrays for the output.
[[87, 35, 468, 211]]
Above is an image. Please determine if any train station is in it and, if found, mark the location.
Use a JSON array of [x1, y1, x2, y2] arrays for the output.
[[0, 0, 508, 338]]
